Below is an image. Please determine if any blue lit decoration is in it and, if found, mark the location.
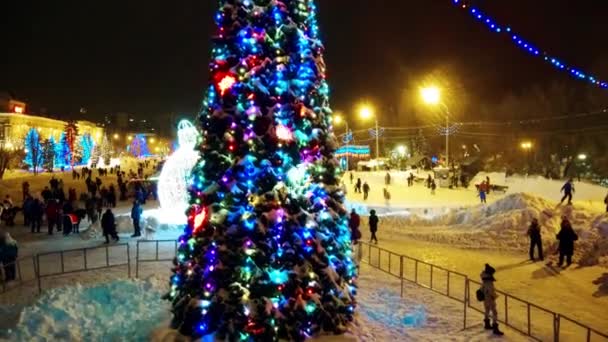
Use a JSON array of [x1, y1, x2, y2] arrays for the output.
[[128, 134, 150, 158], [55, 132, 70, 169], [79, 133, 94, 165], [336, 145, 371, 159], [24, 128, 43, 171], [451, 0, 607, 89], [166, 1, 357, 340]]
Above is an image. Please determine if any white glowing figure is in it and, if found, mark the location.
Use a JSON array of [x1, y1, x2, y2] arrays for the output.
[[158, 120, 200, 221]]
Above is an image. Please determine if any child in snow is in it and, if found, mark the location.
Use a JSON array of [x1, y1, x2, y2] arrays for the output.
[[369, 210, 379, 244], [560, 178, 575, 205], [478, 188, 487, 204], [480, 264, 504, 335]]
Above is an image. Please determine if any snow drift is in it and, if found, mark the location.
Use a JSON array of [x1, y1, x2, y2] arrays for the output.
[[381, 193, 608, 267]]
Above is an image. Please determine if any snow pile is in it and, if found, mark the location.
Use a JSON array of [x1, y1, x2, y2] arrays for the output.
[[381, 193, 608, 267], [1, 277, 170, 341]]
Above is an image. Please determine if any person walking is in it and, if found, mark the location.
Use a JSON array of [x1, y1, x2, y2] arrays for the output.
[[22, 195, 33, 227], [131, 200, 143, 237], [560, 178, 575, 205], [385, 172, 391, 186], [22, 181, 30, 201], [369, 209, 379, 244], [480, 264, 504, 335], [527, 218, 543, 261], [30, 198, 43, 233], [46, 199, 60, 235], [478, 187, 487, 204], [430, 179, 437, 195], [349, 209, 361, 245], [362, 182, 370, 201], [355, 178, 362, 194], [556, 216, 578, 267], [349, 172, 354, 185], [101, 209, 119, 244], [0, 232, 18, 282]]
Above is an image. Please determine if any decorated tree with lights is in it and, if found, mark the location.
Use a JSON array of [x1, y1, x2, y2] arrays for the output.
[[42, 138, 56, 172], [129, 134, 149, 158], [24, 128, 43, 174], [55, 132, 71, 169], [166, 1, 357, 341], [64, 121, 78, 167], [78, 133, 94, 165], [100, 134, 112, 166]]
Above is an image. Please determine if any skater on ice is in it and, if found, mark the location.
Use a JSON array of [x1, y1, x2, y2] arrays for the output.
[[560, 178, 575, 205], [527, 218, 543, 261], [479, 263, 504, 335], [369, 209, 379, 244], [385, 172, 391, 186], [355, 178, 362, 193], [556, 216, 578, 267], [363, 181, 370, 200]]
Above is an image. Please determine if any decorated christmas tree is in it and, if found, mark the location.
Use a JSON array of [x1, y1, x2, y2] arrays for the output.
[[100, 134, 112, 166], [41, 138, 56, 172], [64, 121, 78, 167], [78, 133, 94, 165], [24, 128, 43, 173], [55, 132, 71, 169], [129, 134, 149, 158], [166, 1, 357, 340]]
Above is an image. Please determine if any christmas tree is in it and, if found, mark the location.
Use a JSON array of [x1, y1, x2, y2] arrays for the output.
[[79, 133, 95, 165], [166, 1, 356, 340], [129, 134, 149, 158], [64, 121, 78, 168], [24, 128, 43, 173], [100, 134, 112, 166], [91, 145, 101, 168], [55, 132, 71, 169], [42, 138, 56, 172]]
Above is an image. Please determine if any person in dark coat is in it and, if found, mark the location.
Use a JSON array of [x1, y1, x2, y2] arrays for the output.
[[131, 200, 143, 237], [30, 198, 43, 233], [556, 216, 578, 267], [369, 209, 379, 244], [604, 192, 608, 213], [362, 182, 370, 201], [527, 218, 543, 261], [348, 209, 361, 244], [41, 186, 52, 203], [385, 172, 391, 186], [560, 178, 575, 205], [22, 195, 33, 227], [0, 232, 18, 281], [480, 264, 504, 335], [355, 178, 362, 194], [101, 209, 119, 244], [46, 199, 60, 235]]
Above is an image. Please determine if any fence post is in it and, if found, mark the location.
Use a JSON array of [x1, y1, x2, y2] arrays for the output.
[[156, 241, 159, 261], [463, 278, 468, 330], [414, 260, 418, 284], [399, 256, 404, 298], [586, 328, 591, 342], [105, 246, 110, 267], [504, 295, 509, 325], [430, 265, 434, 290], [368, 243, 371, 264], [36, 254, 42, 294], [60, 251, 65, 273], [135, 241, 140, 278], [16, 259, 22, 282], [446, 271, 450, 297], [527, 302, 531, 336], [377, 248, 380, 268], [84, 248, 88, 270], [388, 253, 391, 274], [554, 314, 560, 342], [127, 244, 131, 278]]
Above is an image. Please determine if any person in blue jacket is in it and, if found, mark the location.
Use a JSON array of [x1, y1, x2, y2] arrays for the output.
[[131, 200, 143, 237], [560, 178, 575, 205]]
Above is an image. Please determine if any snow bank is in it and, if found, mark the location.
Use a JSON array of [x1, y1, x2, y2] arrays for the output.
[[381, 193, 608, 267], [1, 277, 170, 341]]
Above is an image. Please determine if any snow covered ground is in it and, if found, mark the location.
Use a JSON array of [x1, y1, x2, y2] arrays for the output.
[[0, 262, 533, 341]]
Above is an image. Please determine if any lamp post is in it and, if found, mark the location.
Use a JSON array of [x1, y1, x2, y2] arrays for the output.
[[359, 104, 380, 168], [520, 141, 533, 171], [421, 86, 451, 168], [334, 114, 351, 171]]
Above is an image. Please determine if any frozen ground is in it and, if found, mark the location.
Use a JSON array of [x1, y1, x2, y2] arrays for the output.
[[0, 262, 532, 341]]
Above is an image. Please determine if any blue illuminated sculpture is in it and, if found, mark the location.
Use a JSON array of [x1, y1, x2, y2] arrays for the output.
[[166, 1, 357, 341]]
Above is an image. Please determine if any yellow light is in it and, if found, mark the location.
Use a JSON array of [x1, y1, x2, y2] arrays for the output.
[[421, 86, 441, 105], [113, 133, 119, 140], [333, 115, 343, 125], [397, 145, 406, 155], [520, 141, 532, 150], [155, 146, 160, 152], [359, 104, 374, 120], [149, 138, 156, 143], [578, 153, 587, 161], [127, 135, 133, 141]]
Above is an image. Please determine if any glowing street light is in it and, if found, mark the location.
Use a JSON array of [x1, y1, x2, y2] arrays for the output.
[[113, 133, 120, 140], [334, 113, 351, 171], [520, 141, 533, 150], [420, 86, 451, 166], [397, 145, 406, 156], [577, 153, 587, 161], [127, 135, 133, 141], [358, 104, 381, 165]]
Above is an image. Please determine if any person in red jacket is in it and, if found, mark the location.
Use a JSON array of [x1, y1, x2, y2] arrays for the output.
[[45, 199, 60, 235]]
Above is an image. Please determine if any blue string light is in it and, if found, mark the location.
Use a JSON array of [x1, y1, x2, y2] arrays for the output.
[[452, 0, 607, 89]]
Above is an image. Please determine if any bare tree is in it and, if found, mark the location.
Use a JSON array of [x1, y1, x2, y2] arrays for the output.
[[0, 139, 24, 180]]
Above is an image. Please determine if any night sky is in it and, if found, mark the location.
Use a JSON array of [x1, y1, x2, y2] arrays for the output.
[[2, 1, 607, 130]]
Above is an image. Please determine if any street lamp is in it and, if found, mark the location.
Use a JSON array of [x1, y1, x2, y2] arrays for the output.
[[358, 104, 380, 166], [334, 113, 351, 171], [577, 153, 587, 161], [420, 86, 451, 167], [520, 141, 533, 171]]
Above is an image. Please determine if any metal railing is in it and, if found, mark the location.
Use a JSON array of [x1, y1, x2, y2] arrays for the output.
[[357, 241, 608, 342], [134, 240, 178, 278], [0, 256, 38, 294]]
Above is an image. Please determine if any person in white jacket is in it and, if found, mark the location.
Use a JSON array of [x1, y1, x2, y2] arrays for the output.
[[480, 263, 503, 335]]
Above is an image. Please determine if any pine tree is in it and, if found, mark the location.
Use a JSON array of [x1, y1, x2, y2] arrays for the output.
[[64, 121, 78, 167], [129, 134, 149, 158], [79, 133, 94, 165], [91, 145, 101, 168], [100, 134, 112, 166], [166, 1, 356, 340], [24, 128, 43, 174], [55, 132, 71, 169], [414, 129, 429, 156], [42, 138, 56, 172]]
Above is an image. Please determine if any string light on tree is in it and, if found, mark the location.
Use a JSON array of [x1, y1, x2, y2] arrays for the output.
[[166, 1, 357, 340]]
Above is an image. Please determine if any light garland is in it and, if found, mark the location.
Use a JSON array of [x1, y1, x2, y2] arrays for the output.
[[452, 0, 607, 89]]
